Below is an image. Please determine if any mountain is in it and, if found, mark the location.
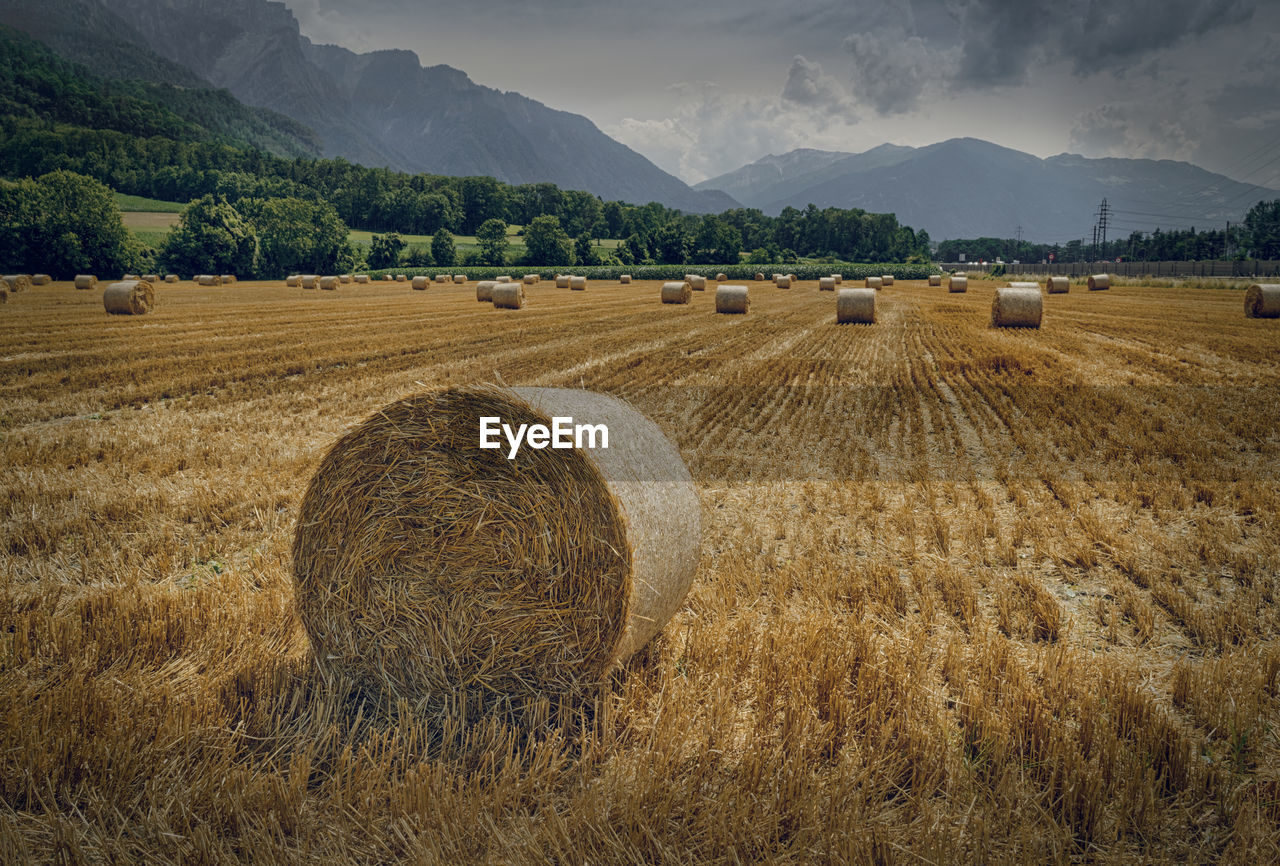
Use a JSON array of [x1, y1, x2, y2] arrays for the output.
[[697, 138, 1279, 242], [8, 0, 737, 213]]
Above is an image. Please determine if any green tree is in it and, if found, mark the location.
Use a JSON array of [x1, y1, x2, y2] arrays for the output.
[[653, 222, 691, 265], [405, 244, 434, 267], [368, 232, 406, 269], [1244, 199, 1280, 259], [475, 218, 510, 265], [522, 215, 573, 265], [241, 196, 349, 277], [431, 227, 456, 268], [0, 170, 143, 277], [622, 233, 649, 265], [574, 233, 597, 266], [158, 194, 256, 276]]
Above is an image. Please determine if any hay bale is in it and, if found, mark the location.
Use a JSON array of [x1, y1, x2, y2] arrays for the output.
[[435, 275, 448, 283], [620, 275, 632, 284], [772, 273, 783, 282], [1008, 281, 1040, 289], [74, 274, 97, 290], [287, 275, 301, 287], [1088, 273, 1110, 290], [496, 276, 512, 283], [832, 274, 843, 285], [383, 275, 394, 282], [523, 274, 539, 285], [395, 274, 407, 283], [660, 281, 691, 304], [775, 275, 791, 289], [755, 272, 765, 281], [355, 274, 370, 284], [220, 275, 236, 284], [1046, 276, 1069, 294], [320, 276, 339, 290], [715, 284, 749, 314], [103, 280, 154, 315], [31, 273, 50, 285], [688, 275, 706, 291], [788, 274, 797, 284], [492, 282, 526, 309], [300, 275, 319, 289], [411, 276, 430, 290], [991, 286, 1043, 328], [123, 274, 140, 281], [556, 275, 571, 288], [340, 274, 353, 284], [142, 274, 159, 283], [928, 274, 942, 286], [476, 280, 498, 302], [881, 274, 894, 286], [715, 273, 727, 281], [947, 276, 967, 293], [291, 385, 701, 710], [866, 276, 883, 290], [1245, 284, 1280, 318], [570, 276, 587, 291], [2, 274, 31, 292], [819, 276, 836, 291], [198, 274, 220, 286], [836, 288, 875, 324], [164, 274, 179, 284], [453, 275, 466, 284]]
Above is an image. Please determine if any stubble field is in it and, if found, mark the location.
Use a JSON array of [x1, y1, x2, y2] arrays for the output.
[[2, 276, 1278, 863]]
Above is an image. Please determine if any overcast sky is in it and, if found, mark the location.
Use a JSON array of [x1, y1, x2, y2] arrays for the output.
[[290, 0, 1280, 191]]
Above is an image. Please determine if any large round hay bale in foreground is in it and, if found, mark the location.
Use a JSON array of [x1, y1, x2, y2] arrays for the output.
[[1245, 284, 1280, 318], [31, 274, 50, 285], [991, 286, 1043, 328], [319, 276, 339, 290], [866, 276, 883, 290], [103, 280, 154, 315], [74, 274, 97, 290], [775, 275, 791, 289], [2, 274, 31, 292], [291, 385, 701, 711], [620, 275, 632, 284], [492, 282, 525, 309], [476, 280, 498, 302], [164, 274, 179, 284], [300, 275, 319, 289], [411, 276, 430, 290], [660, 281, 691, 304], [836, 288, 875, 324], [715, 284, 749, 314], [947, 276, 967, 293], [569, 276, 587, 291], [453, 275, 466, 284], [556, 275, 571, 288], [1046, 276, 1069, 294], [928, 274, 942, 286], [819, 277, 836, 291], [1088, 273, 1110, 290]]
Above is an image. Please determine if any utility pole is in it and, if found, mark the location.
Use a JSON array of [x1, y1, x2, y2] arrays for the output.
[[1094, 198, 1110, 260], [1091, 225, 1098, 262]]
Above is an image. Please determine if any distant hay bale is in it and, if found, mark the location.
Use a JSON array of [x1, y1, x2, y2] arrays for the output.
[[103, 280, 154, 315], [31, 274, 50, 285], [819, 276, 836, 291], [320, 276, 339, 290], [715, 284, 749, 314], [492, 282, 526, 309], [198, 274, 220, 286], [947, 276, 967, 293], [772, 273, 783, 282], [523, 274, 539, 285], [881, 275, 894, 286], [2, 274, 31, 292], [991, 286, 1043, 328], [755, 272, 766, 281], [291, 385, 701, 710], [570, 276, 587, 291], [383, 275, 394, 282], [1046, 277, 1069, 294], [660, 281, 691, 304], [620, 275, 632, 284], [496, 276, 512, 283], [287, 275, 302, 287], [142, 274, 159, 283], [775, 275, 791, 289], [832, 274, 843, 285], [123, 274, 140, 281], [1088, 273, 1110, 290], [355, 274, 370, 284], [435, 275, 448, 283], [866, 276, 883, 290], [556, 275, 571, 288], [340, 274, 352, 284], [688, 275, 706, 290], [715, 273, 727, 281], [220, 275, 236, 284], [1008, 282, 1041, 289], [453, 275, 466, 284], [1245, 284, 1280, 318], [395, 274, 407, 283], [412, 276, 430, 290], [836, 288, 875, 324], [476, 280, 498, 302], [788, 274, 797, 283], [928, 274, 942, 286], [74, 274, 97, 290], [164, 274, 179, 283], [300, 275, 319, 289]]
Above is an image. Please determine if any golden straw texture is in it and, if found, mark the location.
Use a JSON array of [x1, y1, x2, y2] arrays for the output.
[[836, 288, 876, 324], [715, 285, 750, 314], [1245, 284, 1280, 318], [102, 280, 154, 315], [991, 286, 1043, 328]]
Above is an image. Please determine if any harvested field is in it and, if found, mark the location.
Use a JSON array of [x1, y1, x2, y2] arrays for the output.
[[2, 276, 1279, 863]]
